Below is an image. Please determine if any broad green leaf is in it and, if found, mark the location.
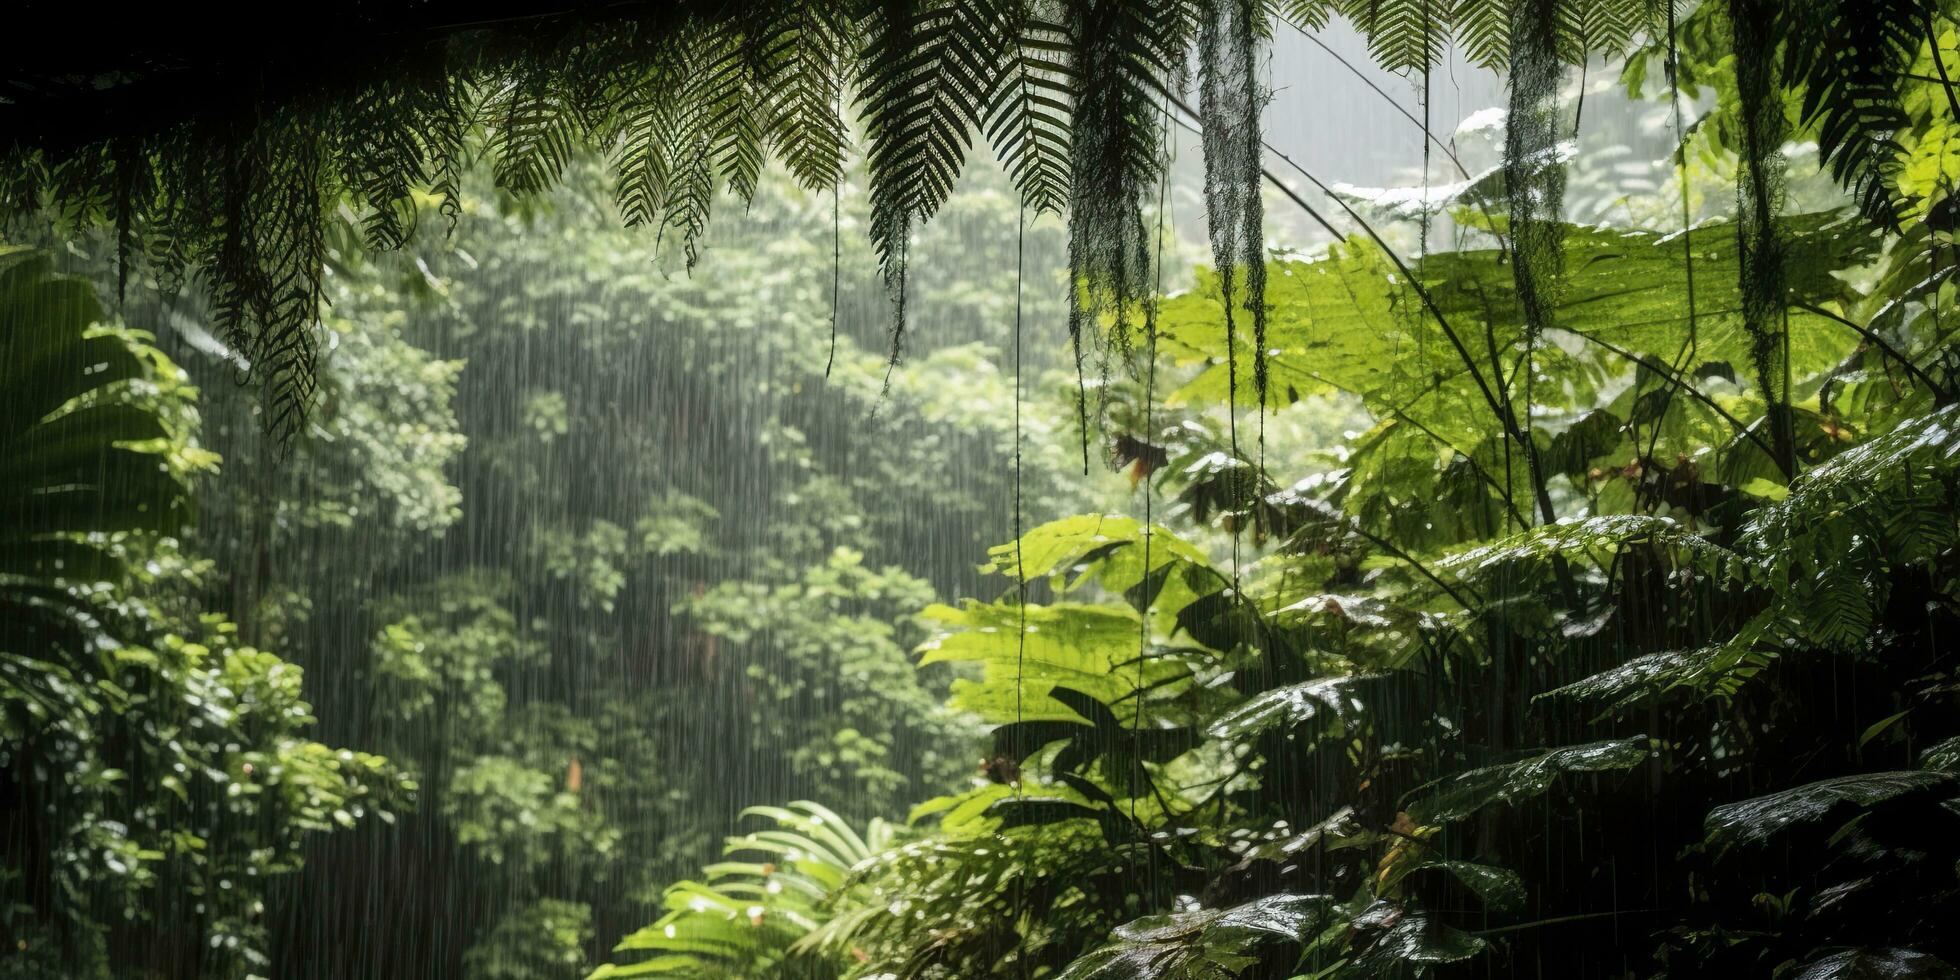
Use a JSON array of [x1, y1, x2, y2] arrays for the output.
[[1428, 861, 1526, 914], [1788, 948, 1959, 980], [1408, 738, 1649, 823], [1704, 771, 1956, 851], [1206, 676, 1377, 741], [919, 601, 1189, 724], [1057, 894, 1333, 980]]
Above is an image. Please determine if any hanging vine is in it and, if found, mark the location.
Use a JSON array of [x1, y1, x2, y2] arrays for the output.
[[1504, 0, 1567, 347], [1197, 0, 1269, 439], [1727, 0, 1795, 476]]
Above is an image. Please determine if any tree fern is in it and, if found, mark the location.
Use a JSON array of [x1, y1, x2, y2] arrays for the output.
[[858, 0, 1014, 365], [757, 4, 855, 191]]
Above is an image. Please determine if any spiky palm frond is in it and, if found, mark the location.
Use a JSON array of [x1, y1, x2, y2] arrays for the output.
[[597, 801, 895, 978], [1272, 0, 1657, 71], [1564, 0, 1645, 60]]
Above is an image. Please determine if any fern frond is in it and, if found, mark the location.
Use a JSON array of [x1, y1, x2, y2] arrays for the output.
[[757, 4, 854, 190], [1066, 0, 1183, 329], [249, 120, 327, 448], [337, 79, 432, 250], [1270, 0, 1337, 30], [489, 72, 589, 197], [1782, 0, 1932, 230], [1453, 0, 1512, 69], [1354, 0, 1448, 73], [859, 0, 1016, 363], [860, 0, 1006, 257], [985, 5, 1075, 216]]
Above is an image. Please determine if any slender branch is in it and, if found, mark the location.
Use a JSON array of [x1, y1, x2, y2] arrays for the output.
[[1792, 299, 1952, 402], [1277, 21, 1509, 255], [1573, 331, 1779, 460], [1281, 25, 1478, 183], [1291, 513, 1483, 612], [1926, 12, 1960, 126]]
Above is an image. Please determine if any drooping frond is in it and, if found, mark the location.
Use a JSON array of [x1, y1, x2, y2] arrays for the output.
[[1066, 0, 1185, 341], [860, 0, 1023, 365], [489, 69, 590, 198], [1452, 0, 1512, 70], [757, 4, 856, 191], [1346, 0, 1448, 74], [985, 2, 1076, 216], [208, 113, 328, 448], [338, 78, 436, 251]]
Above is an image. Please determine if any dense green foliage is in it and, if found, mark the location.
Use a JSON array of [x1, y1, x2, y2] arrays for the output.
[[7, 1, 1960, 978], [0, 249, 407, 979], [598, 5, 1960, 979], [8, 159, 1105, 976]]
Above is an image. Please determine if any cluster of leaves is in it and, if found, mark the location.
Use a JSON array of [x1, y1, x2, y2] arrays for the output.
[[0, 248, 407, 979]]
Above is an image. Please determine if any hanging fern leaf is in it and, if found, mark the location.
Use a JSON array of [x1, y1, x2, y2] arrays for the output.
[[0, 0, 1745, 448], [1197, 0, 1272, 414], [1351, 0, 1447, 73], [337, 79, 433, 251], [490, 72, 588, 198], [758, 5, 855, 191], [1453, 0, 1511, 69], [1066, 0, 1182, 329], [984, 4, 1076, 216], [858, 0, 1017, 366]]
